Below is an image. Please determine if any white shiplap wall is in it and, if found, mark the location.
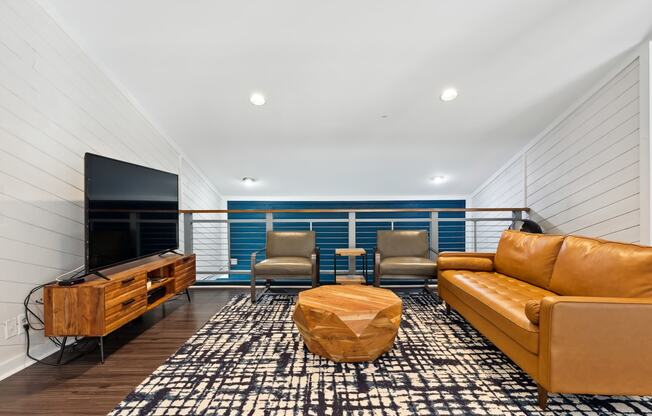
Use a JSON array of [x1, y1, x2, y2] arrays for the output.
[[470, 54, 647, 250], [0, 0, 225, 380], [467, 155, 525, 251]]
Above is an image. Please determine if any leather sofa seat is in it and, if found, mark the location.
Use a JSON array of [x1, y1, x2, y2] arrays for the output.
[[380, 256, 437, 276], [254, 257, 313, 275], [440, 270, 556, 354]]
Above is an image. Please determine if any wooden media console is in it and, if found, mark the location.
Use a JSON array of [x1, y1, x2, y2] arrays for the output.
[[43, 253, 196, 363]]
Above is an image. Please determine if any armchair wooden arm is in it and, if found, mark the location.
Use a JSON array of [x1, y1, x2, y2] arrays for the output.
[[250, 247, 266, 303], [374, 248, 381, 287], [310, 247, 320, 287]]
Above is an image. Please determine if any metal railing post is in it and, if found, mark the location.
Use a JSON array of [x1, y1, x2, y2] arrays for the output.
[[265, 212, 273, 232], [430, 211, 439, 257], [348, 211, 356, 274], [183, 212, 193, 254], [226, 220, 232, 274], [512, 210, 523, 222], [473, 220, 478, 252]]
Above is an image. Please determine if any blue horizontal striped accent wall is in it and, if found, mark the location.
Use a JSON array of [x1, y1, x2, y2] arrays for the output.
[[227, 200, 465, 283]]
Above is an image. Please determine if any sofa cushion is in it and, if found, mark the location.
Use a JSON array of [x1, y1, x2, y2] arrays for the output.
[[438, 256, 493, 272], [380, 256, 437, 276], [549, 236, 652, 298], [254, 257, 312, 276], [524, 300, 541, 325], [440, 270, 557, 354], [494, 230, 565, 289]]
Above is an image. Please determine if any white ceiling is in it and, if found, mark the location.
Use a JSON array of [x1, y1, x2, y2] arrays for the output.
[[41, 0, 652, 198]]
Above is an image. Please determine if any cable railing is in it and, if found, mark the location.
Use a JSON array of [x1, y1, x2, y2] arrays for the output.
[[179, 207, 529, 283]]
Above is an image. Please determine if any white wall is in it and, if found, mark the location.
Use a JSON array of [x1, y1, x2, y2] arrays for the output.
[[469, 43, 651, 251], [0, 0, 224, 380], [467, 156, 525, 251]]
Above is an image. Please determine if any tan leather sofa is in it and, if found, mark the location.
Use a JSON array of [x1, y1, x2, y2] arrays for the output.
[[374, 230, 437, 287], [438, 230, 652, 408], [251, 231, 319, 303]]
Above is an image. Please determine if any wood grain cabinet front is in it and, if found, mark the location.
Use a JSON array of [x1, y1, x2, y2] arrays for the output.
[[44, 254, 196, 340]]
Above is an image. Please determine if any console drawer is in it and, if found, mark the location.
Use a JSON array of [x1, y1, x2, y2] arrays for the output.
[[175, 273, 196, 292], [105, 293, 146, 333], [105, 282, 146, 309], [105, 272, 146, 298]]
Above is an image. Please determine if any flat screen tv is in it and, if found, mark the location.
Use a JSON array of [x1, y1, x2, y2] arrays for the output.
[[85, 153, 179, 273]]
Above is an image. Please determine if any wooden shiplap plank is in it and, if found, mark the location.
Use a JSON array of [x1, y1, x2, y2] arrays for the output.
[[0, 0, 224, 380], [472, 57, 641, 247]]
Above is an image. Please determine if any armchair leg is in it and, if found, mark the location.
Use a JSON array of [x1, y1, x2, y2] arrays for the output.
[[444, 301, 451, 314], [250, 273, 257, 304], [537, 384, 548, 409]]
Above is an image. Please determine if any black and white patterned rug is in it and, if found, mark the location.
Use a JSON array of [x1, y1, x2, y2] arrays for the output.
[[110, 292, 652, 415]]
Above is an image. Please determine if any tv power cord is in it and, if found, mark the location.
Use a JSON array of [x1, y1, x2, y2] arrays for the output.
[[23, 267, 99, 366]]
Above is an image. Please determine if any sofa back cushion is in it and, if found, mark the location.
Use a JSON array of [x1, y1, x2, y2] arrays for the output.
[[267, 231, 315, 258], [549, 236, 652, 297], [377, 230, 429, 258], [494, 230, 565, 289]]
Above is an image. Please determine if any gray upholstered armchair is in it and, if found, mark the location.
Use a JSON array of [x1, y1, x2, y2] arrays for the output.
[[374, 230, 437, 288], [250, 231, 320, 303]]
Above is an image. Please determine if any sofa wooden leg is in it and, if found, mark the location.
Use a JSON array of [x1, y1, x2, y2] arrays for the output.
[[444, 302, 451, 314], [537, 384, 548, 409]]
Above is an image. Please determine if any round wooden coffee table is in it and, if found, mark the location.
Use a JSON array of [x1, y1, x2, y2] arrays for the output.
[[293, 285, 402, 362]]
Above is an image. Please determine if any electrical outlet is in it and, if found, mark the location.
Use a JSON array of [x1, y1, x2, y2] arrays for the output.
[[17, 314, 27, 334], [4, 319, 18, 339], [230, 258, 238, 266]]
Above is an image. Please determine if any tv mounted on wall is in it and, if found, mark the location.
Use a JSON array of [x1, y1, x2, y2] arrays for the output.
[[85, 153, 179, 274]]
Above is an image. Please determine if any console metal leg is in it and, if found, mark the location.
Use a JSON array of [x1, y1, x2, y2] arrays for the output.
[[57, 336, 67, 365], [99, 336, 104, 364], [185, 288, 192, 303]]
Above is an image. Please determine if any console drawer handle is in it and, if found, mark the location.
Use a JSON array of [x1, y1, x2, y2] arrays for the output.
[[121, 277, 136, 285], [122, 298, 136, 307]]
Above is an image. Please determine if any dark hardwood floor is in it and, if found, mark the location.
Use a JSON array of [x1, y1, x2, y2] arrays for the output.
[[0, 288, 245, 416]]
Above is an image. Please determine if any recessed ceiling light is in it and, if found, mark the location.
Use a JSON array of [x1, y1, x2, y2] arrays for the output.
[[241, 177, 256, 186], [440, 88, 458, 102], [250, 93, 266, 106], [431, 175, 446, 184]]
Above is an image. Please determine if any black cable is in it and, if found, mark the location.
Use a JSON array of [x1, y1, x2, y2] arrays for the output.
[[23, 272, 95, 365]]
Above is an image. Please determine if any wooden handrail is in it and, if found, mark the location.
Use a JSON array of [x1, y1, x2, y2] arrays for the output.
[[178, 207, 529, 214]]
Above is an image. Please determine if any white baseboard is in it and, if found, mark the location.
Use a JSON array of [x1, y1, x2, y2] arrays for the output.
[[0, 339, 58, 382]]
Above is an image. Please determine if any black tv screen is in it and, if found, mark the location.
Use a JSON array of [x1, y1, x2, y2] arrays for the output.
[[85, 153, 179, 273]]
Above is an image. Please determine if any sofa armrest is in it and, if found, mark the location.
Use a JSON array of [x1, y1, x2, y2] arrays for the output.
[[538, 296, 652, 395], [438, 251, 495, 259], [437, 253, 494, 272]]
